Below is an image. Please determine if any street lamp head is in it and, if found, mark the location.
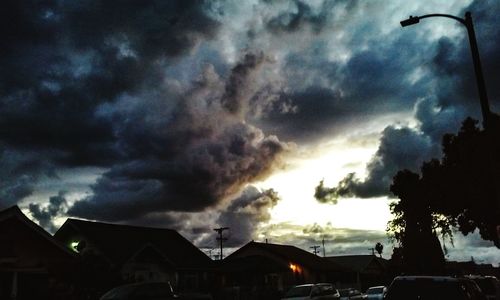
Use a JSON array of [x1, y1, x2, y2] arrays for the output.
[[400, 16, 420, 27]]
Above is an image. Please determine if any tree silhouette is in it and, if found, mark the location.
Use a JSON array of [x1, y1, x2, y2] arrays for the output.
[[375, 242, 383, 257], [388, 170, 445, 274], [387, 115, 500, 273], [421, 117, 500, 247]]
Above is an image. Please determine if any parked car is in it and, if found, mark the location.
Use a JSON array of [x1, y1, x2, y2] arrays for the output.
[[339, 288, 366, 300], [384, 276, 487, 300], [282, 283, 340, 300], [466, 275, 500, 300], [100, 281, 213, 300], [365, 286, 387, 300]]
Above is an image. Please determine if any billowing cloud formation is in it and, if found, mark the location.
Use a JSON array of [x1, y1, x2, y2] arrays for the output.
[[211, 186, 280, 247], [0, 0, 290, 222], [2, 0, 500, 262], [0, 0, 222, 210], [68, 55, 289, 221]]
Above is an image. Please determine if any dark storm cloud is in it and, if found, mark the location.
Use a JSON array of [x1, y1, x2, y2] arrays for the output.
[[256, 27, 433, 143], [0, 0, 223, 216], [221, 52, 267, 115], [0, 146, 58, 209], [68, 53, 289, 221], [28, 191, 67, 233], [317, 125, 438, 202], [432, 0, 500, 114], [110, 186, 279, 248], [0, 0, 219, 167]]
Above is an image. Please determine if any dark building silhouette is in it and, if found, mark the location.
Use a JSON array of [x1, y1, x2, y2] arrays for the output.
[[54, 219, 214, 294], [0, 206, 77, 300], [219, 241, 347, 298]]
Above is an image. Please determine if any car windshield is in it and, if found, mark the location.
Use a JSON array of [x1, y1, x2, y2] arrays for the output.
[[385, 280, 468, 300], [367, 287, 384, 294], [285, 286, 312, 297]]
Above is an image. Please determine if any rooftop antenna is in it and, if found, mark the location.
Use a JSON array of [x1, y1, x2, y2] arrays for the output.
[[310, 245, 321, 256], [202, 246, 214, 259]]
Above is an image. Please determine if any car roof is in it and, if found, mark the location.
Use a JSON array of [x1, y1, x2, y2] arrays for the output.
[[292, 283, 333, 288], [292, 284, 314, 288], [393, 276, 469, 282]]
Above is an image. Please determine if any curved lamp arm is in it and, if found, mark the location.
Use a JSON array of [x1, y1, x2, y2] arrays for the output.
[[401, 14, 466, 27]]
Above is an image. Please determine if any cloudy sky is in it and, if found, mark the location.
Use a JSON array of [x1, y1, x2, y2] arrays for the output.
[[2, 0, 499, 264]]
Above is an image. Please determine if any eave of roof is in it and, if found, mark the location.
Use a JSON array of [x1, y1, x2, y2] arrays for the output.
[[0, 206, 77, 258]]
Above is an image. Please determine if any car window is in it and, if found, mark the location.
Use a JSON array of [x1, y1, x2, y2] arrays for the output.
[[367, 287, 384, 294], [285, 286, 312, 297]]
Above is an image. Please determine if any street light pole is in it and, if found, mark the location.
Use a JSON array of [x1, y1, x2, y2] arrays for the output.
[[400, 12, 491, 128], [463, 12, 491, 128]]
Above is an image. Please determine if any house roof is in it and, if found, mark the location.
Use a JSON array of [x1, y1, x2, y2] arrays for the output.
[[326, 255, 387, 273], [221, 255, 289, 273], [54, 218, 212, 269], [0, 206, 76, 258], [227, 241, 346, 272]]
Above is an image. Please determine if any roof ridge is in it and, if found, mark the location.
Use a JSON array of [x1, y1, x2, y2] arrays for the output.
[[65, 218, 178, 232], [0, 205, 76, 257]]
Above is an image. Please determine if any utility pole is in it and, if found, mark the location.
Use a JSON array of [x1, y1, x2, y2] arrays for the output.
[[322, 238, 326, 257], [213, 227, 229, 261], [310, 245, 321, 256], [369, 247, 375, 256]]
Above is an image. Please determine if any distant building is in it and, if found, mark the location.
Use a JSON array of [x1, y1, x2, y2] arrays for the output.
[[446, 260, 500, 278], [326, 255, 390, 290], [54, 218, 214, 293], [0, 206, 76, 300], [219, 241, 347, 298]]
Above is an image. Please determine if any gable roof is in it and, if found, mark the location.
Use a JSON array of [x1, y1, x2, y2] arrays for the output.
[[0, 206, 76, 258], [227, 241, 346, 272], [326, 255, 387, 272], [54, 218, 212, 269]]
